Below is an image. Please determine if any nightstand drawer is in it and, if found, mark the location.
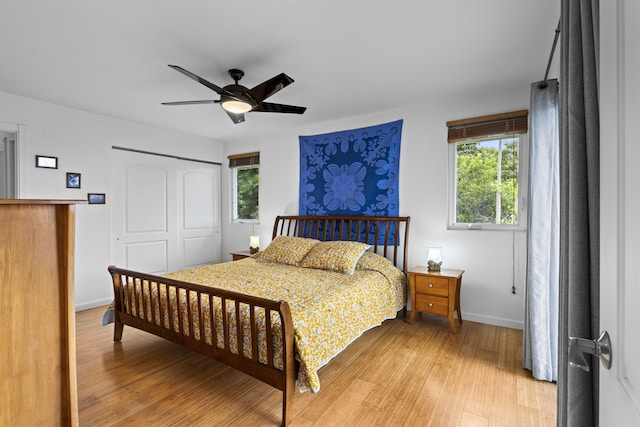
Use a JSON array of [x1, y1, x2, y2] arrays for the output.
[[415, 294, 449, 316], [415, 275, 449, 296]]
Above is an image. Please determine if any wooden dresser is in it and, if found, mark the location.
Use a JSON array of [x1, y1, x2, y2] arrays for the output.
[[0, 200, 82, 426], [408, 267, 465, 334]]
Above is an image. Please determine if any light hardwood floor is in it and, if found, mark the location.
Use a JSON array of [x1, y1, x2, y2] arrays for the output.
[[77, 307, 556, 426]]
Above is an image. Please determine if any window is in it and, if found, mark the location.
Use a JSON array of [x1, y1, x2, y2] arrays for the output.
[[447, 110, 528, 229], [229, 152, 259, 221]]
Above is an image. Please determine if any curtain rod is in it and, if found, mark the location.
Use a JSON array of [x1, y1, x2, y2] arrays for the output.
[[539, 18, 561, 89]]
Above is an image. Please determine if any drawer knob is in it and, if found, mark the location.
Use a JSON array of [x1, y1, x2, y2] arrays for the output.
[[428, 303, 433, 307], [428, 283, 433, 287]]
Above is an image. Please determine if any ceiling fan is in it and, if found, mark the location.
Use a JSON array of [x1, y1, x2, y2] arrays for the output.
[[162, 65, 307, 124]]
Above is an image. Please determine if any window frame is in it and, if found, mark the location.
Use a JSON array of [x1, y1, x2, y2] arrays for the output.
[[447, 116, 529, 231], [229, 152, 260, 223]]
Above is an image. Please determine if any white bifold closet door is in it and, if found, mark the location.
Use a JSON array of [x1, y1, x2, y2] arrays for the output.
[[111, 149, 221, 274]]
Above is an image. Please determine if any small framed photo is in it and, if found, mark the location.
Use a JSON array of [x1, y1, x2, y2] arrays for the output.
[[87, 193, 106, 204], [35, 155, 58, 169], [66, 173, 81, 189]]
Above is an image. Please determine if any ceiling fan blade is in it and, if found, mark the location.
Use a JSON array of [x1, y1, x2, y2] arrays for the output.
[[225, 110, 245, 124], [253, 102, 307, 114], [161, 100, 217, 106], [248, 73, 294, 103], [168, 65, 239, 99]]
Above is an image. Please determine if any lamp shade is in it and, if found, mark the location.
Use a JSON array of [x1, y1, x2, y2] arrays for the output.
[[249, 235, 260, 254], [427, 247, 442, 271]]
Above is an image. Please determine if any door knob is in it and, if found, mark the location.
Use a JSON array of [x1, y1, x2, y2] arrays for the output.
[[569, 330, 612, 372]]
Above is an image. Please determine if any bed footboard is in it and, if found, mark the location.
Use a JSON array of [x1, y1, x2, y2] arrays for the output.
[[107, 265, 296, 426]]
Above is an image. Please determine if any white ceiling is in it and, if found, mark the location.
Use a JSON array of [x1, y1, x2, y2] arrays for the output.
[[0, 0, 560, 143]]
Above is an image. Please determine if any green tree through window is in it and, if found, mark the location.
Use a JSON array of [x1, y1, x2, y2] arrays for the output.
[[229, 152, 259, 221], [455, 137, 520, 225], [235, 166, 259, 220]]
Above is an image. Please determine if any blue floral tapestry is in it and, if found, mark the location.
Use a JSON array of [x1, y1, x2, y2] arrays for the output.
[[299, 119, 402, 218]]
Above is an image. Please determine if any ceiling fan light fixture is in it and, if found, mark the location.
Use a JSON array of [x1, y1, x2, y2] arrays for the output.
[[163, 65, 305, 123], [221, 99, 252, 114]]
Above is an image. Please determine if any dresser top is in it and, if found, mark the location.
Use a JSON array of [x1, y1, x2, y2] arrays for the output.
[[0, 199, 86, 205]]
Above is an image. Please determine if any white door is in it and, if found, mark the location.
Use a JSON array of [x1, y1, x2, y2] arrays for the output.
[[111, 149, 221, 274], [0, 124, 19, 199], [177, 161, 222, 268], [599, 1, 640, 424]]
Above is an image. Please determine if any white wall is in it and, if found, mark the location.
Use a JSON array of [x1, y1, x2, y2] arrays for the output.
[[221, 84, 530, 329], [0, 91, 223, 311]]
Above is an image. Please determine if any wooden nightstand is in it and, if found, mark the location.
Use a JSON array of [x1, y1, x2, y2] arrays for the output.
[[230, 250, 252, 261], [408, 267, 465, 334]]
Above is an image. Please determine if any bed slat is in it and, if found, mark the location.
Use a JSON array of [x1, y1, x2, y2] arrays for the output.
[[265, 309, 274, 368], [250, 306, 257, 362], [235, 301, 242, 356], [222, 296, 229, 352]]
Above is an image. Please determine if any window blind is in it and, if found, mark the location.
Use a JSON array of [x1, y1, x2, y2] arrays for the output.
[[447, 110, 529, 143], [228, 152, 260, 167]]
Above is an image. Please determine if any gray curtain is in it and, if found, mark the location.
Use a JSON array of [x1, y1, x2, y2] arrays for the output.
[[523, 79, 559, 382], [557, 0, 600, 426]]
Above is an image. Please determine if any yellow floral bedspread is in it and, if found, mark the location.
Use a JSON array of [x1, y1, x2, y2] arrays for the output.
[[159, 253, 406, 393]]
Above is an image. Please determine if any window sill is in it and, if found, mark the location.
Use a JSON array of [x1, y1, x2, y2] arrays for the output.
[[232, 219, 261, 225], [447, 223, 527, 232]]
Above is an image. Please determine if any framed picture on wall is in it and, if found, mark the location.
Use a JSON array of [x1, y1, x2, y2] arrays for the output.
[[35, 155, 58, 169], [66, 173, 81, 189], [87, 193, 106, 204]]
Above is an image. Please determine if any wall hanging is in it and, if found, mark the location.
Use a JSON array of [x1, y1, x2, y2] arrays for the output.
[[299, 119, 402, 244], [299, 119, 402, 217]]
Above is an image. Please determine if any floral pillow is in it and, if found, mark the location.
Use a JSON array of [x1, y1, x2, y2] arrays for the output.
[[356, 250, 396, 272], [256, 236, 320, 266], [355, 250, 407, 287], [299, 240, 371, 274]]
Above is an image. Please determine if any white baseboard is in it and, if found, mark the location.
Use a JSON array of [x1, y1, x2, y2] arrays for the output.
[[462, 312, 524, 330], [75, 297, 112, 312]]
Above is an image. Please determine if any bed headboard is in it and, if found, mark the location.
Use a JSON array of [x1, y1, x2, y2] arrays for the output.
[[272, 215, 411, 274]]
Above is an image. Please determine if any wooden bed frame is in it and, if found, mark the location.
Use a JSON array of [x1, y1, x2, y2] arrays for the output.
[[108, 215, 410, 426]]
